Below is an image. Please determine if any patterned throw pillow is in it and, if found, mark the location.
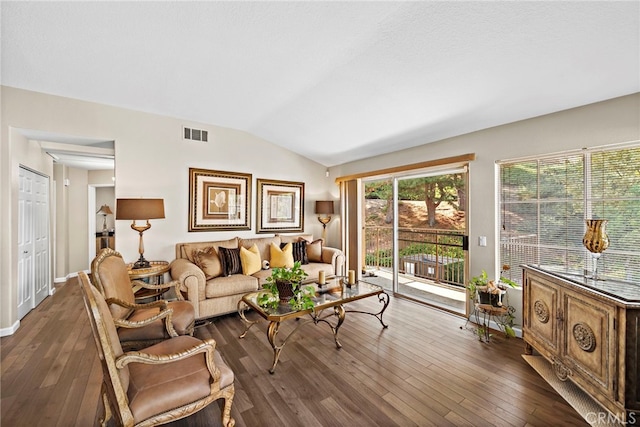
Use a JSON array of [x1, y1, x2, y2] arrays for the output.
[[218, 247, 242, 276], [306, 239, 323, 263], [192, 247, 223, 279], [281, 239, 308, 264], [270, 242, 294, 268]]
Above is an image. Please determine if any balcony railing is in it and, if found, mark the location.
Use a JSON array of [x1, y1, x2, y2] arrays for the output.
[[364, 226, 467, 288]]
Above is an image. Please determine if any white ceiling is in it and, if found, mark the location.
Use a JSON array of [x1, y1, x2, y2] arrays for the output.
[[2, 1, 639, 168]]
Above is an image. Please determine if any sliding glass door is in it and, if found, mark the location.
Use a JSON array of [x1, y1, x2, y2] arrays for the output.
[[362, 168, 468, 314]]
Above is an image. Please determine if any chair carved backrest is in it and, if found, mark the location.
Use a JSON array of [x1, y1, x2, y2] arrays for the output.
[[92, 248, 136, 320], [78, 272, 135, 426]]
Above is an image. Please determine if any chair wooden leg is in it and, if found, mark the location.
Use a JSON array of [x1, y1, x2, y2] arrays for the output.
[[100, 384, 113, 427], [218, 385, 236, 427]]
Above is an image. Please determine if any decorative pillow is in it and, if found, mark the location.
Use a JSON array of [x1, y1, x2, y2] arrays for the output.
[[192, 247, 223, 279], [218, 247, 242, 276], [282, 240, 308, 264], [270, 242, 294, 268], [240, 244, 262, 276], [306, 239, 323, 263]]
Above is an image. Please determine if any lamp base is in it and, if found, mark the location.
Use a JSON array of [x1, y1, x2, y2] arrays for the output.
[[132, 255, 151, 269]]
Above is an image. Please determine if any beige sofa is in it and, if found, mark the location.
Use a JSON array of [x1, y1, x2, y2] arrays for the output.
[[170, 234, 344, 320]]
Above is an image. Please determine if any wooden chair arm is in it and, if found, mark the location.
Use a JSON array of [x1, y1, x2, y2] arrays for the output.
[[115, 338, 216, 369], [106, 298, 168, 311], [112, 307, 175, 331]]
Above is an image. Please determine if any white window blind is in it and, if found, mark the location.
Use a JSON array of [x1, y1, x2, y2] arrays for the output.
[[499, 145, 640, 285]]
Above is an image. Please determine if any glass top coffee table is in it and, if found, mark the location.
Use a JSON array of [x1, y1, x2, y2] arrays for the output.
[[237, 277, 389, 373]]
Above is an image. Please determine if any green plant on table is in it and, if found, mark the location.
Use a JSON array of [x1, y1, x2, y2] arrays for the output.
[[258, 261, 315, 311]]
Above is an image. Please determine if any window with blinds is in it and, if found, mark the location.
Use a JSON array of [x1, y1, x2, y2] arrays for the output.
[[499, 145, 640, 285]]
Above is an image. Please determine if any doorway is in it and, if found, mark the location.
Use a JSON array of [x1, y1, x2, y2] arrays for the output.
[[361, 168, 468, 315], [18, 166, 51, 319]]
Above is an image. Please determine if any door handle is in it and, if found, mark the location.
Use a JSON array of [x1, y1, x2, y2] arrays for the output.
[[23, 250, 29, 254]]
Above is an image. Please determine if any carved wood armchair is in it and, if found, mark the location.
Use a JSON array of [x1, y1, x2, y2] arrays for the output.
[[78, 271, 235, 427], [91, 248, 195, 350]]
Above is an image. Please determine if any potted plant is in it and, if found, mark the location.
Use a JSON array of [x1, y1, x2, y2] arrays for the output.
[[467, 265, 518, 338], [258, 261, 315, 311]]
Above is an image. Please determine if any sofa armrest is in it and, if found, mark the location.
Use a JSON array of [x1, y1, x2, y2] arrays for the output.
[[170, 258, 206, 318], [321, 247, 345, 276]]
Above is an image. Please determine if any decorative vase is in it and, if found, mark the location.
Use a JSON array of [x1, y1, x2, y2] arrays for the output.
[[583, 219, 610, 253], [275, 280, 295, 302], [582, 219, 609, 279]]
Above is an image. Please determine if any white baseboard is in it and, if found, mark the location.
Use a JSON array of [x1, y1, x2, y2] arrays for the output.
[[54, 270, 86, 284], [0, 320, 20, 337]]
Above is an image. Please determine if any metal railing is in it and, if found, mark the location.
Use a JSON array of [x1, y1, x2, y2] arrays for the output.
[[364, 226, 467, 287]]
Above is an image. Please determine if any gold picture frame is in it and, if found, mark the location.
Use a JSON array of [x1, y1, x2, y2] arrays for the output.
[[189, 168, 252, 231], [256, 178, 304, 233]]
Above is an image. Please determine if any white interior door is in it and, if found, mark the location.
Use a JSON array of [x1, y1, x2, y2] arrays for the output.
[[33, 171, 50, 306], [18, 167, 50, 319]]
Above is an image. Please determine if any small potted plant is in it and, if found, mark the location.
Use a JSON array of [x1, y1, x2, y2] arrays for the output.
[[258, 261, 315, 310], [467, 265, 518, 339], [467, 265, 517, 307]]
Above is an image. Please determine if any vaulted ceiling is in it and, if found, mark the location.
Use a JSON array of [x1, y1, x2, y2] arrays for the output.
[[2, 1, 639, 167]]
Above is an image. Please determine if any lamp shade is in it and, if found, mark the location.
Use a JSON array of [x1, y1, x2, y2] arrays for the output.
[[116, 198, 165, 220], [315, 200, 334, 215], [96, 204, 113, 215]]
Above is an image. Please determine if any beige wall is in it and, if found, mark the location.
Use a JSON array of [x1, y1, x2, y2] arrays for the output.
[[2, 84, 637, 334], [1, 86, 334, 333], [329, 92, 640, 327]]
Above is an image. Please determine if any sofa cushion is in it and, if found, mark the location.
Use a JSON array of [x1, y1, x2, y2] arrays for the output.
[[239, 236, 280, 262], [270, 242, 293, 268], [176, 237, 239, 263], [278, 233, 314, 244], [205, 274, 258, 298], [282, 240, 308, 264], [240, 244, 262, 276], [251, 269, 273, 287], [218, 247, 242, 276], [192, 247, 223, 279], [306, 239, 323, 263], [300, 263, 334, 280]]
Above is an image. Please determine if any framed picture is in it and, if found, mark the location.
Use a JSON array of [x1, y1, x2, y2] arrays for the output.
[[256, 178, 304, 233], [189, 168, 252, 231]]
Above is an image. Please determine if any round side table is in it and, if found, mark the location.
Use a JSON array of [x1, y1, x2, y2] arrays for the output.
[[127, 261, 170, 300]]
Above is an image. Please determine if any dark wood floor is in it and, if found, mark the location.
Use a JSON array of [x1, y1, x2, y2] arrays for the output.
[[1, 278, 588, 426]]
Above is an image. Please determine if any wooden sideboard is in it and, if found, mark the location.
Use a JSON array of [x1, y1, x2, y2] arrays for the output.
[[523, 265, 639, 425]]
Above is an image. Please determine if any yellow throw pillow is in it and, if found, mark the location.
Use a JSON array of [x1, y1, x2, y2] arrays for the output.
[[270, 242, 294, 268], [240, 244, 262, 276]]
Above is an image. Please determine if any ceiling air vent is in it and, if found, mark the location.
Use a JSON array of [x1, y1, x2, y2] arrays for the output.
[[183, 126, 208, 142]]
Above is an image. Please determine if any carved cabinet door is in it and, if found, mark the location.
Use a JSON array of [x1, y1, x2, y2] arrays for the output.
[[562, 288, 617, 401], [524, 273, 560, 356]]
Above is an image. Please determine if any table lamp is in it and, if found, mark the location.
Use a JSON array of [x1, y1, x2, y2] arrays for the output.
[[116, 198, 165, 269], [96, 204, 113, 235], [315, 200, 334, 242]]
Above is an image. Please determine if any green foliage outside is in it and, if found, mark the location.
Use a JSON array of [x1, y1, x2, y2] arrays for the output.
[[501, 147, 640, 282], [365, 173, 465, 227]]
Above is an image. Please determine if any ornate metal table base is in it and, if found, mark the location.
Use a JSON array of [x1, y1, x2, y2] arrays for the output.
[[345, 292, 390, 329], [238, 284, 389, 374]]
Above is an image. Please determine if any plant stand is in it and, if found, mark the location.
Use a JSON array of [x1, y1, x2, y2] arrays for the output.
[[466, 290, 516, 343], [474, 304, 507, 342]]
